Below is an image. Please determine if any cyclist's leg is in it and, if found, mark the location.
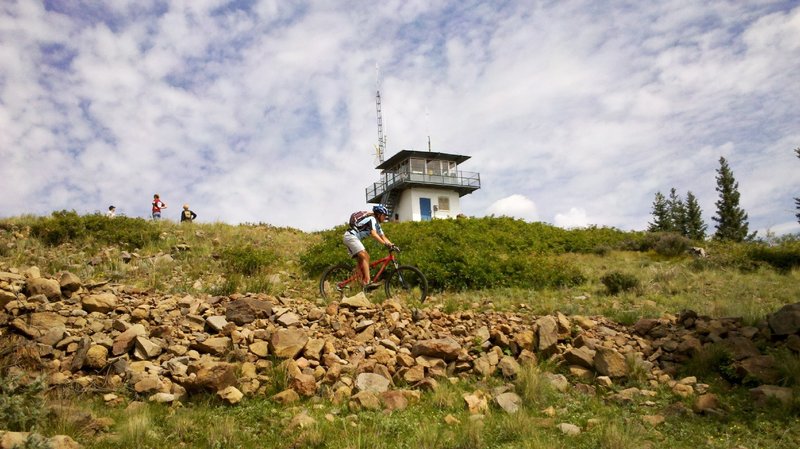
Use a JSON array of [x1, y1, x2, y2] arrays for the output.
[[344, 233, 369, 285], [355, 250, 370, 285]]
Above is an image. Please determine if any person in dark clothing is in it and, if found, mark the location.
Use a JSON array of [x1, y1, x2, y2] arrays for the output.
[[180, 204, 197, 222]]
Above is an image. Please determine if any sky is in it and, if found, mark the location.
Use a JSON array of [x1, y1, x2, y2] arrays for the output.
[[1, 0, 799, 235]]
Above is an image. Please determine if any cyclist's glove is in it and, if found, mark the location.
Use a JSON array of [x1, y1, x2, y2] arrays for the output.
[[390, 245, 400, 252]]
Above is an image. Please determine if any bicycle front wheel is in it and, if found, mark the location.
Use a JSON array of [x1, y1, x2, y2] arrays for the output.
[[385, 265, 428, 303], [319, 263, 356, 301]]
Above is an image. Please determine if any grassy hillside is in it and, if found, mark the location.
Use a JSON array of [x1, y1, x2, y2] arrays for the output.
[[3, 212, 797, 309], [1, 212, 800, 449], [0, 211, 320, 298], [3, 211, 799, 331]]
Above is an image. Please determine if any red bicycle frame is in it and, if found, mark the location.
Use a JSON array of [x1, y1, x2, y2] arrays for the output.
[[337, 251, 398, 289]]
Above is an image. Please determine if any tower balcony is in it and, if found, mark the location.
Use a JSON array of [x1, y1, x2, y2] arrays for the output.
[[366, 169, 481, 203]]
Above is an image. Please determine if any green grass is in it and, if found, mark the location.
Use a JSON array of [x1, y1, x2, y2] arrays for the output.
[[2, 214, 800, 448], [424, 250, 799, 326], [24, 376, 798, 449], [0, 217, 319, 298]]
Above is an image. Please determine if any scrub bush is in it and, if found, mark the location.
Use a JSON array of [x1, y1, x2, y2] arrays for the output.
[[219, 245, 278, 276], [653, 233, 692, 257], [29, 210, 159, 249], [300, 217, 634, 291], [748, 242, 800, 273], [0, 375, 46, 432], [693, 239, 800, 273], [600, 271, 640, 295]]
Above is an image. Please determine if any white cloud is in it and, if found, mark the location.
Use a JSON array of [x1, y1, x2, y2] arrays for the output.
[[554, 208, 590, 229], [1, 1, 799, 234], [486, 194, 538, 222]]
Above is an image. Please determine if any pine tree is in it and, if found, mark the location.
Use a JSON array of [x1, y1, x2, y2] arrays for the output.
[[667, 188, 686, 235], [712, 157, 751, 241], [647, 192, 671, 232], [795, 148, 799, 225], [684, 191, 707, 240]]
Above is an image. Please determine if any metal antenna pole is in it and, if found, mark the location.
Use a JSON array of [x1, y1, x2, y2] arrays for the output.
[[425, 108, 431, 152], [375, 64, 386, 165]]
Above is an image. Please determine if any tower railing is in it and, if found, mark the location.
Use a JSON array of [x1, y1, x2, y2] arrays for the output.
[[365, 169, 481, 202]]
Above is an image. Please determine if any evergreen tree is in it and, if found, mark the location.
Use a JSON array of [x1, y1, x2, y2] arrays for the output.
[[684, 191, 707, 240], [795, 148, 799, 225], [667, 188, 686, 235], [712, 157, 751, 241], [647, 192, 671, 232]]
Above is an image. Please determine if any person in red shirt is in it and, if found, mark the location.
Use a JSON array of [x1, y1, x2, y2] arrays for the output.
[[152, 194, 167, 220]]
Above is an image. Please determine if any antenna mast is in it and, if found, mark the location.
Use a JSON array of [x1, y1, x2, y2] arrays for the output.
[[375, 64, 386, 165], [425, 108, 431, 152]]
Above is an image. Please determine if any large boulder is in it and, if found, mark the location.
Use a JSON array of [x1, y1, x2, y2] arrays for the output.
[[750, 385, 793, 407], [735, 356, 781, 384], [536, 316, 559, 354], [181, 360, 238, 392], [225, 298, 273, 325], [192, 337, 232, 356], [85, 345, 109, 369], [593, 347, 629, 378], [218, 386, 244, 404], [58, 272, 82, 293], [768, 302, 800, 336], [495, 392, 521, 414], [720, 336, 761, 360], [82, 293, 118, 314], [0, 289, 18, 308], [497, 356, 521, 378], [26, 278, 61, 300], [564, 346, 596, 369], [633, 318, 659, 336], [412, 338, 461, 361], [112, 324, 147, 355], [270, 328, 309, 359], [289, 373, 318, 397], [341, 292, 372, 308], [10, 312, 67, 338], [355, 373, 391, 393]]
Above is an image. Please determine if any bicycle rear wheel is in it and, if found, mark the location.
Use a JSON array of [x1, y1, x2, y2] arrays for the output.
[[385, 265, 428, 303], [319, 263, 356, 300]]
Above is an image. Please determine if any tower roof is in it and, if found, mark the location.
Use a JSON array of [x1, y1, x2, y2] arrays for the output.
[[375, 149, 471, 170]]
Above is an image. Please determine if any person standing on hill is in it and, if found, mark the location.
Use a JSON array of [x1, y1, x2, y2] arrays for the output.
[[180, 204, 197, 223], [106, 205, 116, 218], [152, 194, 167, 220]]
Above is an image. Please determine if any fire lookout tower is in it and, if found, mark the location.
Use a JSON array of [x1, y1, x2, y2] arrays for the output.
[[365, 149, 481, 222]]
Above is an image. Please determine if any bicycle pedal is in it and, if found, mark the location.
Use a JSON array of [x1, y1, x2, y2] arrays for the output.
[[363, 283, 382, 292]]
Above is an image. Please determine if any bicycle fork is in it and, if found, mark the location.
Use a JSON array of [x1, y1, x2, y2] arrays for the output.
[[391, 260, 410, 289]]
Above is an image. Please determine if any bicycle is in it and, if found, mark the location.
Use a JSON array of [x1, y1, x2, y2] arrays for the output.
[[319, 247, 428, 303]]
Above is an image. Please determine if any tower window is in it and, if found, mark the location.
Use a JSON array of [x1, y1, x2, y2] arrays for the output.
[[410, 158, 425, 174], [438, 197, 450, 211]]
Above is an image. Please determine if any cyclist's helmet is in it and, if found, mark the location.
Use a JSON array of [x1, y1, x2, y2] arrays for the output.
[[373, 205, 389, 216]]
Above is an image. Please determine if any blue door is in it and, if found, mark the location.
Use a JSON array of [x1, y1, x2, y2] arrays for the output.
[[420, 198, 432, 221]]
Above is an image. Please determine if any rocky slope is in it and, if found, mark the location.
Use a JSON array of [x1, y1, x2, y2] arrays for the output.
[[1, 266, 798, 416]]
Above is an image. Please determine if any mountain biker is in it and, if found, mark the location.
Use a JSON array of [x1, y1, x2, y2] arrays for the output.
[[343, 205, 396, 290]]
